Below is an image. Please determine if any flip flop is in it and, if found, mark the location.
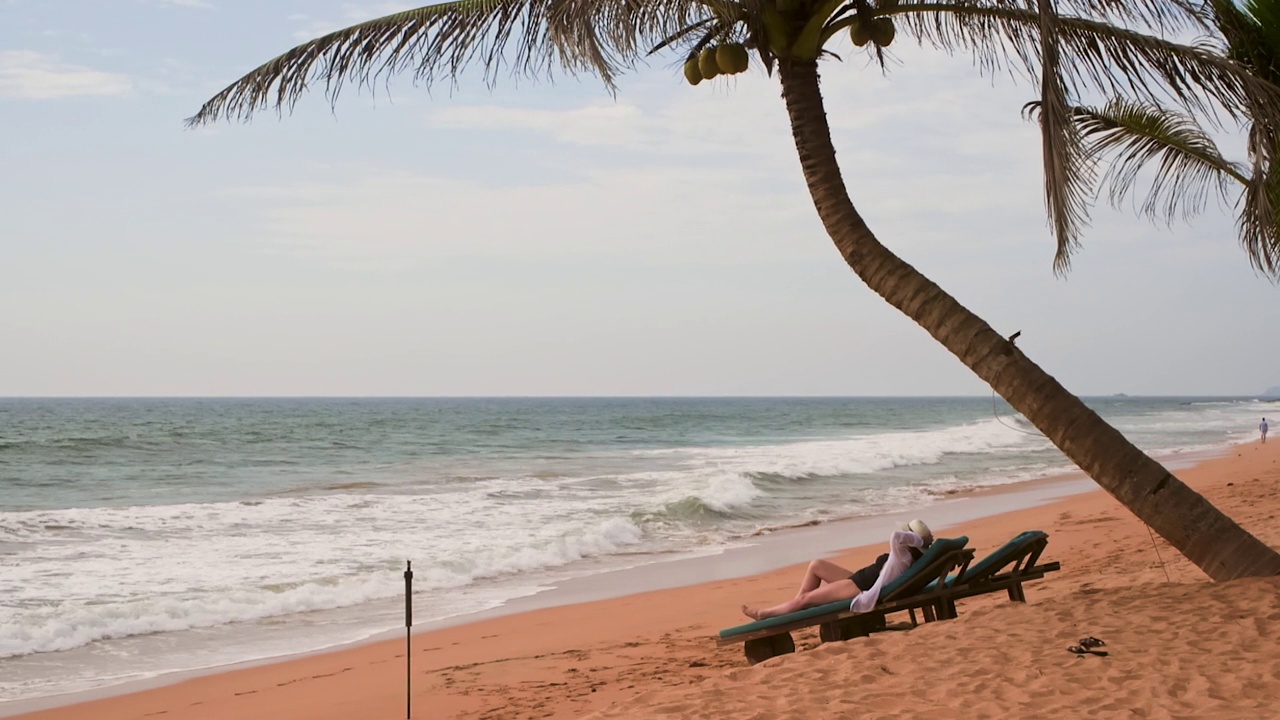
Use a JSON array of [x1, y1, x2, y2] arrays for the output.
[[1079, 636, 1106, 649], [1067, 645, 1109, 657]]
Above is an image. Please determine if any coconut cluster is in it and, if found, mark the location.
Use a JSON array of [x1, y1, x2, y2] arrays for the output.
[[849, 17, 896, 48], [684, 43, 750, 85]]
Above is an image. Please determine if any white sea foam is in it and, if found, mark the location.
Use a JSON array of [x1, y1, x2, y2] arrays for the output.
[[634, 417, 1047, 480], [0, 575, 397, 658], [0, 492, 646, 660], [696, 472, 765, 514], [640, 468, 763, 515]]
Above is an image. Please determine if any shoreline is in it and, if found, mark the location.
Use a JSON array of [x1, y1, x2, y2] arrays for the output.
[[7, 439, 1276, 718], [0, 468, 1100, 707], [0, 468, 1100, 718]]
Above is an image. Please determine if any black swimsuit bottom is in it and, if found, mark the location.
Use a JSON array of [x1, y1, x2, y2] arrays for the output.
[[849, 546, 926, 592], [850, 553, 890, 592]]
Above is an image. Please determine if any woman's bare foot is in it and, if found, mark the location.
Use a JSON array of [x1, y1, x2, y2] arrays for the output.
[[741, 605, 763, 620]]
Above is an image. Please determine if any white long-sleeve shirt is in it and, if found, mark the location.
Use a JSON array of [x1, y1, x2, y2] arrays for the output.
[[849, 530, 928, 613]]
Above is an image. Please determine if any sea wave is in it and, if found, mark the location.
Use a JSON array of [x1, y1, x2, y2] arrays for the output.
[[0, 496, 647, 659], [633, 418, 1047, 480], [0, 574, 400, 659]]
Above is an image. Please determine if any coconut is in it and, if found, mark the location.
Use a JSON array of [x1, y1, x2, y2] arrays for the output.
[[732, 43, 751, 73], [698, 47, 720, 80], [849, 18, 871, 47], [716, 43, 750, 74], [683, 57, 703, 85], [870, 18, 896, 47]]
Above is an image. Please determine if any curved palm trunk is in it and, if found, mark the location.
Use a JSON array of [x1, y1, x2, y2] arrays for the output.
[[776, 59, 1280, 581]]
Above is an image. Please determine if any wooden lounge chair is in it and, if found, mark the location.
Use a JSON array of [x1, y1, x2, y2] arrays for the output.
[[716, 536, 973, 664], [931, 530, 1060, 617]]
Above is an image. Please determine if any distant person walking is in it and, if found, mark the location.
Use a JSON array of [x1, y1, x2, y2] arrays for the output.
[[1262, 418, 1269, 444]]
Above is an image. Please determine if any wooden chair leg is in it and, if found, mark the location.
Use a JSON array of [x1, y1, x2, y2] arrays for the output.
[[944, 598, 958, 619], [819, 620, 858, 643], [744, 633, 795, 664], [1007, 582, 1026, 602], [819, 614, 887, 643], [932, 600, 948, 621]]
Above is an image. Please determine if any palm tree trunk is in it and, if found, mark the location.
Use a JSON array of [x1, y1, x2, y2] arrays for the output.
[[775, 58, 1280, 581]]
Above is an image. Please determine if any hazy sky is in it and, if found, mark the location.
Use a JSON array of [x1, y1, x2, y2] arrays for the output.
[[2, 1, 1277, 397]]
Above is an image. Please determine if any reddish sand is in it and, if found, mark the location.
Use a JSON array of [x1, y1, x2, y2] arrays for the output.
[[9, 442, 1280, 719]]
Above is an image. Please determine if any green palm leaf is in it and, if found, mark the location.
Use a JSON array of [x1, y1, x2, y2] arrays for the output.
[[1071, 100, 1246, 222], [1214, 0, 1280, 84]]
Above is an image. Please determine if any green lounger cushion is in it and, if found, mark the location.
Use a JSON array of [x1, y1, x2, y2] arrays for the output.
[[718, 535, 969, 639], [926, 530, 1047, 591]]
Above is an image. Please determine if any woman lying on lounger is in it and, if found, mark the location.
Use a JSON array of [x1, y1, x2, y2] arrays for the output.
[[741, 519, 934, 621]]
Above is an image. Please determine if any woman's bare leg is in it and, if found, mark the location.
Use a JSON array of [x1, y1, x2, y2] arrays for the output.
[[795, 559, 853, 596], [743, 578, 860, 620]]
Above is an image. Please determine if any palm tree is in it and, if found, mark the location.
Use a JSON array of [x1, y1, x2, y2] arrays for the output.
[[1057, 0, 1280, 280], [189, 0, 1280, 580]]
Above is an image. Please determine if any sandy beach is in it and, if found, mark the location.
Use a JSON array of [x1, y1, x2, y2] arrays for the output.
[[7, 440, 1279, 719]]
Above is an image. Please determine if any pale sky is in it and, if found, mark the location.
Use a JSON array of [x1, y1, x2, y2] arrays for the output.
[[2, 1, 1277, 397]]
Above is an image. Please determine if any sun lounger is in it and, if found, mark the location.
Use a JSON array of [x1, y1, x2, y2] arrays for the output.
[[716, 536, 973, 664], [934, 530, 1060, 611]]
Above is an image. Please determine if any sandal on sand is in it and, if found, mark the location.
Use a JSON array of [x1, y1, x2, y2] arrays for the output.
[[1079, 636, 1106, 649], [1067, 645, 1109, 657]]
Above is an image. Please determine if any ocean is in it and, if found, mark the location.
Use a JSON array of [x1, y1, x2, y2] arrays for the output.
[[0, 396, 1271, 705]]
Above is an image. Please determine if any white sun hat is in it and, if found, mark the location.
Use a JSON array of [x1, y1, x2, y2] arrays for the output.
[[898, 519, 933, 538]]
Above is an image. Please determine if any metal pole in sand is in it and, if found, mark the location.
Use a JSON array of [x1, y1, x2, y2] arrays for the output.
[[405, 560, 413, 719]]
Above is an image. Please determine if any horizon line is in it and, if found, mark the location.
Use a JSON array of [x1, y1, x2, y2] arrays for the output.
[[2, 394, 1276, 400]]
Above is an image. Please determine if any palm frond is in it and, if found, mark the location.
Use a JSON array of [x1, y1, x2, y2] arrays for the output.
[[1211, 0, 1280, 86], [1066, 98, 1280, 280], [1059, 0, 1213, 34], [1240, 121, 1280, 278], [1031, 0, 1094, 273], [1235, 0, 1280, 68], [1212, 0, 1280, 279], [187, 0, 716, 126], [1244, 0, 1280, 65], [647, 17, 716, 55], [1072, 100, 1245, 223], [890, 0, 1280, 132]]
